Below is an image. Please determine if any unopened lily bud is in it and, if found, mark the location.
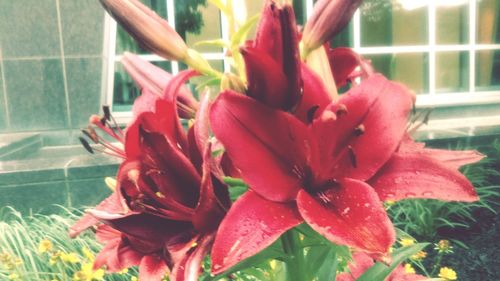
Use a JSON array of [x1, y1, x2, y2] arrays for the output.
[[220, 73, 246, 93], [302, 0, 362, 56], [99, 0, 188, 61]]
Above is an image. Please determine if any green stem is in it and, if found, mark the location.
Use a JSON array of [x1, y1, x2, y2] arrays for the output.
[[281, 230, 307, 281], [430, 252, 443, 276]]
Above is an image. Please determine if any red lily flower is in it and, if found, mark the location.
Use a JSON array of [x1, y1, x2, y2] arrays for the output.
[[336, 252, 429, 281], [122, 52, 199, 119], [209, 73, 480, 274], [241, 0, 301, 110], [71, 70, 230, 281]]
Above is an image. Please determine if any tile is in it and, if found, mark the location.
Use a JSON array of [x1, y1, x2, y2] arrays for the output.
[[66, 154, 120, 180], [0, 181, 68, 215], [65, 58, 102, 128], [0, 62, 7, 132], [0, 158, 66, 186], [68, 178, 112, 208], [4, 59, 69, 130], [0, 0, 60, 58], [0, 133, 41, 160], [59, 0, 105, 56]]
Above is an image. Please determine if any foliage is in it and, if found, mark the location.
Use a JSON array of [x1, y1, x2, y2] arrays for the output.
[[0, 206, 138, 281]]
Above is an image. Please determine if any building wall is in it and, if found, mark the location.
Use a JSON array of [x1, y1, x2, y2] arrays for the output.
[[0, 0, 105, 133]]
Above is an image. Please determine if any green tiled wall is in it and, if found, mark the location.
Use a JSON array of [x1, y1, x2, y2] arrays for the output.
[[0, 0, 105, 133]]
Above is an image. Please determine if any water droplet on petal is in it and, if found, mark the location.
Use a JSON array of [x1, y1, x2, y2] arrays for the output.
[[405, 192, 416, 198], [364, 203, 371, 208], [422, 191, 433, 197], [341, 207, 351, 216]]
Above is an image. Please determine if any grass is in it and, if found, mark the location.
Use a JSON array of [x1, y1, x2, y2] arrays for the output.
[[0, 206, 137, 281]]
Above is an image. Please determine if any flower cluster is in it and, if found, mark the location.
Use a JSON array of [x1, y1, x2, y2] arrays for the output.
[[71, 0, 483, 280]]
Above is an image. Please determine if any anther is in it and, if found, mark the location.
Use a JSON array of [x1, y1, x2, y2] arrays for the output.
[[354, 124, 365, 136], [336, 104, 348, 116], [348, 146, 357, 168], [102, 105, 111, 121], [307, 105, 320, 123], [79, 137, 94, 154]]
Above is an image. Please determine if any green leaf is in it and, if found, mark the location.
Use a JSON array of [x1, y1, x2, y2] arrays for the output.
[[211, 241, 285, 280], [223, 176, 247, 187], [208, 0, 230, 14], [195, 77, 221, 91], [356, 243, 429, 281], [228, 185, 248, 201], [230, 13, 261, 47], [195, 39, 231, 49]]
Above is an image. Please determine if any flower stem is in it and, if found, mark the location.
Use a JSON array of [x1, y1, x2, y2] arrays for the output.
[[281, 229, 308, 281]]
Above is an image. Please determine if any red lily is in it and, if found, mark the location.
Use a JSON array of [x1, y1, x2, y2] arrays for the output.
[[121, 52, 199, 119], [209, 73, 480, 274], [336, 252, 429, 281], [241, 0, 301, 110], [71, 71, 230, 281]]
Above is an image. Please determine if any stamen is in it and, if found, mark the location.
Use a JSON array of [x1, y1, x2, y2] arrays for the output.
[[102, 105, 111, 121], [348, 146, 357, 168], [307, 105, 320, 123], [317, 191, 331, 204], [336, 104, 348, 116], [79, 137, 94, 154], [354, 124, 365, 136], [292, 165, 305, 180]]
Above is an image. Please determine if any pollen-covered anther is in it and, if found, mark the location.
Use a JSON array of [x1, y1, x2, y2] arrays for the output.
[[354, 124, 365, 136], [89, 115, 102, 125]]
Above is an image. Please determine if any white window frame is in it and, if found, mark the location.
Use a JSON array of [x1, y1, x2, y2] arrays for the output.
[[103, 0, 500, 136]]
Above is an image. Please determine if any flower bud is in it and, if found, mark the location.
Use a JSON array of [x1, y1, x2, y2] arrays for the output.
[[99, 0, 188, 61], [220, 73, 246, 93], [302, 0, 362, 55]]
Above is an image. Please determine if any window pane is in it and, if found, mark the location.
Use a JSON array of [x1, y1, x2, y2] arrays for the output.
[[184, 3, 222, 53], [436, 51, 469, 93], [112, 60, 172, 112], [115, 0, 169, 54], [476, 50, 500, 91], [476, 0, 500, 44], [364, 52, 429, 94], [361, 1, 428, 46], [436, 4, 468, 45]]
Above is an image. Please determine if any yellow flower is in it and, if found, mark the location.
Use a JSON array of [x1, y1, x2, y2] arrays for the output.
[[131, 277, 138, 281], [411, 250, 427, 261], [399, 238, 416, 247], [8, 273, 19, 280], [61, 252, 80, 264], [74, 262, 105, 281], [118, 268, 129, 274], [81, 247, 95, 261], [49, 251, 61, 265], [435, 240, 453, 254], [438, 267, 457, 280], [404, 263, 416, 274], [38, 239, 53, 254]]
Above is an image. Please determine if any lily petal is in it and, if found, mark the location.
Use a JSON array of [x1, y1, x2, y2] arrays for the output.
[[369, 153, 479, 202], [139, 255, 169, 281], [241, 47, 288, 109], [210, 91, 311, 202], [211, 191, 302, 274], [313, 74, 414, 182], [294, 63, 333, 123], [297, 179, 395, 256], [172, 234, 214, 281]]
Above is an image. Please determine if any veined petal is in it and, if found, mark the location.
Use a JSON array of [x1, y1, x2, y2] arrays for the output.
[[192, 143, 228, 233], [210, 91, 312, 202], [297, 179, 395, 256], [241, 47, 288, 109], [398, 137, 484, 170], [172, 234, 214, 281], [369, 153, 479, 202], [139, 255, 169, 281], [69, 191, 125, 238], [211, 191, 302, 274], [294, 63, 333, 123], [313, 74, 414, 182]]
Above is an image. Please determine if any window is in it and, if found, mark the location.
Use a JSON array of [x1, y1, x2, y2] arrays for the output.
[[104, 0, 500, 137]]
